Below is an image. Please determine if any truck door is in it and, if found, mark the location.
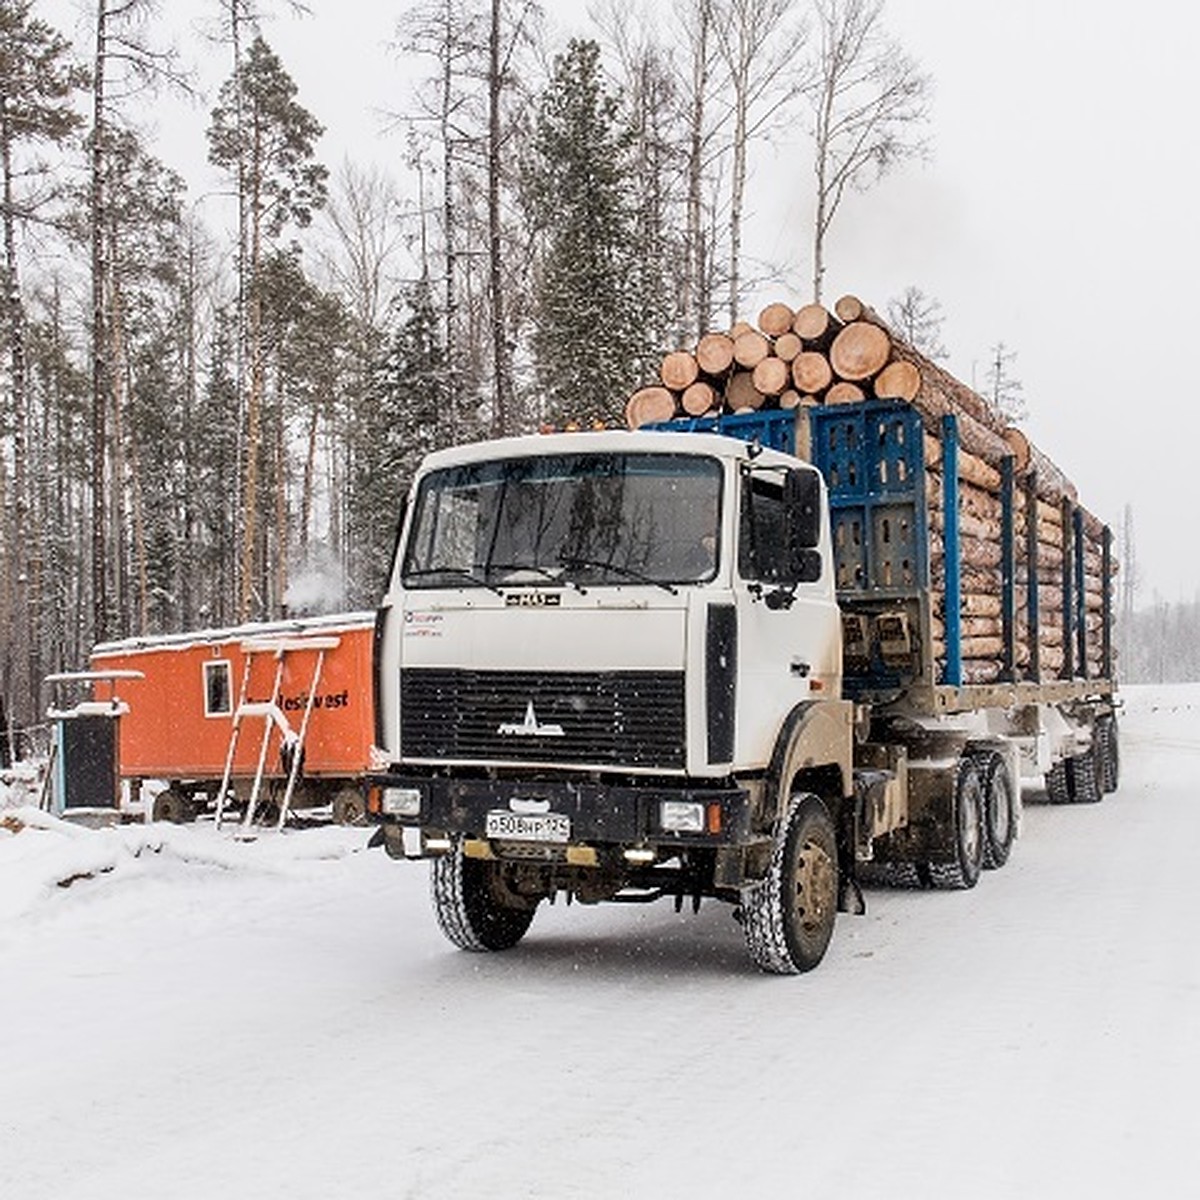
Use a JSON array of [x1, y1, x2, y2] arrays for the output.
[[731, 465, 841, 766]]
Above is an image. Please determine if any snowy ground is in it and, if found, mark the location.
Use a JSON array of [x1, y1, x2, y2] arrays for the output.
[[3, 684, 1198, 1199]]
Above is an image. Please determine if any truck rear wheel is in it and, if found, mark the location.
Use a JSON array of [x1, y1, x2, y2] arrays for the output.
[[923, 757, 984, 889], [1046, 761, 1070, 804], [973, 751, 1015, 870], [741, 793, 838, 976], [430, 843, 538, 952], [1066, 747, 1102, 804], [1095, 716, 1120, 793]]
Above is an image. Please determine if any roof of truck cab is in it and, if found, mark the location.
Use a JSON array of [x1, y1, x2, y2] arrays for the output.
[[416, 428, 809, 472]]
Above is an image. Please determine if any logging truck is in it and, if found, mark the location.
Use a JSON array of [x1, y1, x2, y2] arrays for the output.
[[364, 406, 1117, 973], [364, 301, 1118, 975]]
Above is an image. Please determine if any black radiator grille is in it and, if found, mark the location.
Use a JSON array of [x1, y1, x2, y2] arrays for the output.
[[400, 668, 685, 769]]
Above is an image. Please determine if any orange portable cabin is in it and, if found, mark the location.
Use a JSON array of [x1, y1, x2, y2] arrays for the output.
[[89, 612, 377, 824]]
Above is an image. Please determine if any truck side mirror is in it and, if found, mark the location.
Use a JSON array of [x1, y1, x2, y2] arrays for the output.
[[785, 468, 822, 549]]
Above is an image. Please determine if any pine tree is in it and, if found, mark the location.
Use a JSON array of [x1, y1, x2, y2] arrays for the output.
[[524, 39, 643, 427], [348, 278, 447, 603], [208, 34, 327, 619]]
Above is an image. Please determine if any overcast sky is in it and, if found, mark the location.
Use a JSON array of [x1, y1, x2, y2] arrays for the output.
[[45, 0, 1200, 602]]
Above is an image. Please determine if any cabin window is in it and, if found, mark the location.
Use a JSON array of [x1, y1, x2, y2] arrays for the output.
[[204, 660, 233, 717]]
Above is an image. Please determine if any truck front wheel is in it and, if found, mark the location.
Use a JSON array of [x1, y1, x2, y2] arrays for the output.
[[430, 844, 538, 952], [741, 793, 838, 976]]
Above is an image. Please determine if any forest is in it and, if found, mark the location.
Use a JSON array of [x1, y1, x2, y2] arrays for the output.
[[1, 0, 1168, 752], [0, 0, 943, 743]]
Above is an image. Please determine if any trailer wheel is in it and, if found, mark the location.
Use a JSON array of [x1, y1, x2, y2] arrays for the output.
[[741, 793, 838, 975], [1045, 761, 1070, 804], [1066, 747, 1102, 804], [331, 787, 366, 826], [924, 757, 984, 890], [152, 787, 194, 824], [1095, 716, 1120, 794], [430, 843, 537, 952], [974, 751, 1015, 870]]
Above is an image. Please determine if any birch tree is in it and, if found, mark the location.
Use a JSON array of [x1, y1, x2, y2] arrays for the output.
[[805, 0, 930, 302], [712, 0, 806, 323]]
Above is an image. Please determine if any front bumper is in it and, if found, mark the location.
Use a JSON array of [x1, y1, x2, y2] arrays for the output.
[[364, 771, 754, 849]]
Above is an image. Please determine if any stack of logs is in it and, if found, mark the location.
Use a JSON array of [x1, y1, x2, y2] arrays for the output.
[[626, 294, 1114, 686]]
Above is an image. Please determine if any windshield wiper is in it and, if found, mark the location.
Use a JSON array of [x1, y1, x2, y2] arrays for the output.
[[487, 562, 586, 593], [559, 556, 678, 595], [403, 567, 504, 596]]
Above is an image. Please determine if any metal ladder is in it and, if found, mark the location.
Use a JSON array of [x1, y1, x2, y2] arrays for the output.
[[213, 634, 341, 832]]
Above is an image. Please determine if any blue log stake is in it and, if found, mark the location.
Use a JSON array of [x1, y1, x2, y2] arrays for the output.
[[1073, 506, 1087, 679], [1026, 472, 1040, 681], [941, 415, 962, 687], [1102, 527, 1113, 679], [1001, 455, 1015, 681], [1061, 500, 1075, 679]]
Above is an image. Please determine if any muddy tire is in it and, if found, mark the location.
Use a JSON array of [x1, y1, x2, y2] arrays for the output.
[[924, 757, 984, 890], [430, 844, 537, 952], [153, 787, 194, 824], [741, 794, 838, 975], [973, 751, 1015, 870]]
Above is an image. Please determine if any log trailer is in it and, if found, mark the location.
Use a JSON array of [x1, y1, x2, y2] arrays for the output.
[[364, 401, 1118, 974]]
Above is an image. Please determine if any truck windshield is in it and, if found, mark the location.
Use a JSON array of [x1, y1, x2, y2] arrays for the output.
[[402, 452, 723, 590]]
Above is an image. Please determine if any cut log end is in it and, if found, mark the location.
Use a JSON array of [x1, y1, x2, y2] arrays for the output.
[[695, 332, 735, 376], [791, 350, 833, 394], [625, 386, 677, 429], [660, 350, 699, 392], [830, 321, 891, 381], [826, 380, 865, 405], [758, 302, 795, 337], [793, 302, 835, 341], [681, 380, 717, 416], [733, 330, 770, 369], [833, 294, 864, 323], [874, 359, 921, 402]]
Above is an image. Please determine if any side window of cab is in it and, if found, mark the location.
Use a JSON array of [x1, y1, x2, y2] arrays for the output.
[[738, 475, 788, 583]]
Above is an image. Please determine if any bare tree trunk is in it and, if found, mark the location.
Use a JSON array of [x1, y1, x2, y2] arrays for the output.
[[441, 0, 459, 442], [107, 217, 130, 636], [1, 99, 33, 722], [91, 1, 110, 641], [180, 226, 198, 629], [239, 117, 264, 620], [274, 367, 288, 617], [488, 0, 509, 436], [684, 0, 711, 337]]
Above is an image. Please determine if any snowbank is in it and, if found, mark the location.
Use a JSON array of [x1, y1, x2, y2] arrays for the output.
[[0, 807, 370, 925]]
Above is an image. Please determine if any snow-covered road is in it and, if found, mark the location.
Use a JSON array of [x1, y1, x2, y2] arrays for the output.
[[3, 684, 1199, 1199]]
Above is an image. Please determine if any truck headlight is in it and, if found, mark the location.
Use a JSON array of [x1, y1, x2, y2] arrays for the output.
[[660, 800, 704, 833], [381, 786, 422, 817]]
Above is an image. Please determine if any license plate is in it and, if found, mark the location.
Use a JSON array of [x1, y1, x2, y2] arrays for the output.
[[485, 810, 571, 843]]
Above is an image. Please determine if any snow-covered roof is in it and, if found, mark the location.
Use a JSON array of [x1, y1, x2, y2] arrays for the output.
[[91, 610, 376, 657]]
